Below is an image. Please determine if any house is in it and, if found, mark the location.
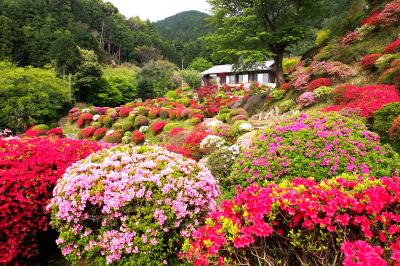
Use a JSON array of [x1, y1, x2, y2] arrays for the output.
[[201, 61, 276, 86]]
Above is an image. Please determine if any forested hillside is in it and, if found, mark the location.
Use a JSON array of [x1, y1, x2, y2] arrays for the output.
[[155, 10, 212, 67], [0, 0, 181, 71]]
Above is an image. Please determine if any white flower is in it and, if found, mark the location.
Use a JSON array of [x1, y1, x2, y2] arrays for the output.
[[206, 120, 223, 128], [106, 130, 115, 136], [139, 126, 149, 133], [200, 135, 226, 153], [93, 114, 100, 121], [82, 108, 90, 113], [238, 122, 253, 133]]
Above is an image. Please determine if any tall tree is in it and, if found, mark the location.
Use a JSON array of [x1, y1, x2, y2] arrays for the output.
[[206, 0, 327, 86]]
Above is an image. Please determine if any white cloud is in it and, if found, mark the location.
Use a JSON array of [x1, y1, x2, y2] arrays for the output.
[[106, 0, 211, 22]]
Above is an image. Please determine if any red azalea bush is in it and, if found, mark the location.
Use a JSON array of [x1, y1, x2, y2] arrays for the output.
[[324, 84, 400, 117], [362, 10, 381, 25], [80, 127, 96, 139], [25, 127, 47, 137], [0, 137, 103, 264], [47, 127, 63, 137], [151, 121, 168, 135], [377, 0, 400, 26], [169, 127, 185, 137], [183, 130, 210, 160], [131, 130, 145, 144], [307, 78, 332, 91], [383, 39, 400, 54], [196, 86, 218, 99], [76, 113, 93, 128], [118, 107, 134, 118], [183, 175, 400, 266], [93, 127, 107, 140], [281, 83, 292, 91], [360, 54, 382, 70], [342, 31, 359, 45]]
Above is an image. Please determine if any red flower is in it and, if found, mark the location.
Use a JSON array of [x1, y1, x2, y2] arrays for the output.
[[307, 78, 332, 91], [383, 39, 400, 54], [360, 54, 382, 70], [151, 121, 168, 135]]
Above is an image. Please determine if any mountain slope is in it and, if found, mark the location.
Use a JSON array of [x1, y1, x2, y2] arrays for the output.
[[155, 10, 211, 43]]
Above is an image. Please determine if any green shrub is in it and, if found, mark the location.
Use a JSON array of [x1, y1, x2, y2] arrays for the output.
[[165, 90, 178, 100], [102, 65, 138, 103], [121, 121, 134, 131], [180, 69, 202, 89], [375, 54, 399, 72], [277, 99, 297, 114], [31, 124, 49, 131], [206, 146, 240, 189], [112, 123, 123, 130], [103, 117, 113, 128], [315, 29, 331, 46], [103, 132, 123, 143], [269, 88, 286, 101], [313, 86, 334, 100], [0, 62, 71, 133], [134, 115, 149, 128], [136, 60, 179, 99], [372, 102, 400, 143], [230, 113, 400, 189]]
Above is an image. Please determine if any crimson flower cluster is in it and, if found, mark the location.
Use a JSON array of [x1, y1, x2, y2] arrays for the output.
[[0, 137, 103, 264], [324, 84, 400, 117], [183, 176, 400, 265], [307, 78, 331, 91]]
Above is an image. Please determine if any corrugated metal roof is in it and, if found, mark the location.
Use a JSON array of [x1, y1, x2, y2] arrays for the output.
[[201, 61, 275, 75]]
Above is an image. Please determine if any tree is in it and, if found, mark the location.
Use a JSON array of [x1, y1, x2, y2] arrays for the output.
[[134, 46, 163, 66], [0, 61, 71, 133], [206, 0, 327, 86], [181, 69, 202, 89], [73, 48, 103, 103], [189, 57, 213, 72], [136, 60, 179, 99]]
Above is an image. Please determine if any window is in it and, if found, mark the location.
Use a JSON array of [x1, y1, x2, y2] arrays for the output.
[[238, 75, 244, 83]]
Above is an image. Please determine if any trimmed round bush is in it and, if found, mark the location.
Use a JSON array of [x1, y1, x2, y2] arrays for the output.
[[31, 124, 49, 131], [134, 115, 149, 128], [48, 145, 220, 265], [372, 102, 400, 143], [313, 86, 334, 100], [112, 123, 123, 130], [230, 113, 400, 188], [103, 117, 113, 128], [206, 145, 240, 188], [121, 121, 134, 132], [276, 99, 296, 114], [103, 131, 123, 144], [233, 121, 254, 135]]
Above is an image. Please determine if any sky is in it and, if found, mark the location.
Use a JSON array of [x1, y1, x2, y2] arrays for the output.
[[106, 0, 211, 22]]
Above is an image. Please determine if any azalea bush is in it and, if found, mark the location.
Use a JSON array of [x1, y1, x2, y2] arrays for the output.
[[307, 78, 332, 92], [183, 175, 400, 266], [297, 92, 317, 108], [229, 113, 399, 189], [324, 84, 400, 118], [372, 102, 400, 143], [360, 54, 382, 70], [48, 145, 220, 265], [0, 137, 103, 264]]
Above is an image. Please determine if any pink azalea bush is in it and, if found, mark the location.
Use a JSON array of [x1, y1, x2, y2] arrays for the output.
[[229, 113, 399, 188], [297, 92, 317, 108], [183, 175, 400, 265], [48, 145, 220, 265]]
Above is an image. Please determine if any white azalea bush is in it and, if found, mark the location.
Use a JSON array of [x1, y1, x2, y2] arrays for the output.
[[139, 126, 149, 133], [200, 135, 226, 155], [48, 145, 220, 265], [205, 145, 240, 190]]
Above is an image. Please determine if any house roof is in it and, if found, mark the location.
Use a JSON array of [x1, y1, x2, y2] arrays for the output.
[[201, 61, 275, 76]]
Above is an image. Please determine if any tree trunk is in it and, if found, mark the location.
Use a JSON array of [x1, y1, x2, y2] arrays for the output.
[[273, 51, 285, 87]]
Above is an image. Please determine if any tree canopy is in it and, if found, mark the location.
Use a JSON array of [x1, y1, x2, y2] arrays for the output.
[[205, 0, 342, 85]]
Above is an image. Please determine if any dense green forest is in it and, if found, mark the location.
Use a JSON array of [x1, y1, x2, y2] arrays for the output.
[[0, 0, 210, 71]]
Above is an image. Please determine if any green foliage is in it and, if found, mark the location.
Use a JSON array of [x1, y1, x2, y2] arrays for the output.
[[0, 0, 175, 67], [189, 57, 213, 72], [375, 54, 399, 72], [180, 69, 202, 89], [93, 65, 139, 106], [206, 146, 240, 189], [313, 86, 334, 100], [73, 48, 103, 103], [0, 61, 71, 133], [315, 29, 331, 46], [277, 99, 297, 114], [372, 102, 400, 143], [206, 0, 330, 85], [269, 89, 286, 101], [283, 57, 301, 75], [137, 60, 179, 99]]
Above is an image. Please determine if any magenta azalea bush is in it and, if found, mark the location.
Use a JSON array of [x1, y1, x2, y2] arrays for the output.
[[229, 113, 399, 188], [297, 91, 317, 108], [48, 145, 220, 265], [183, 175, 400, 265]]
